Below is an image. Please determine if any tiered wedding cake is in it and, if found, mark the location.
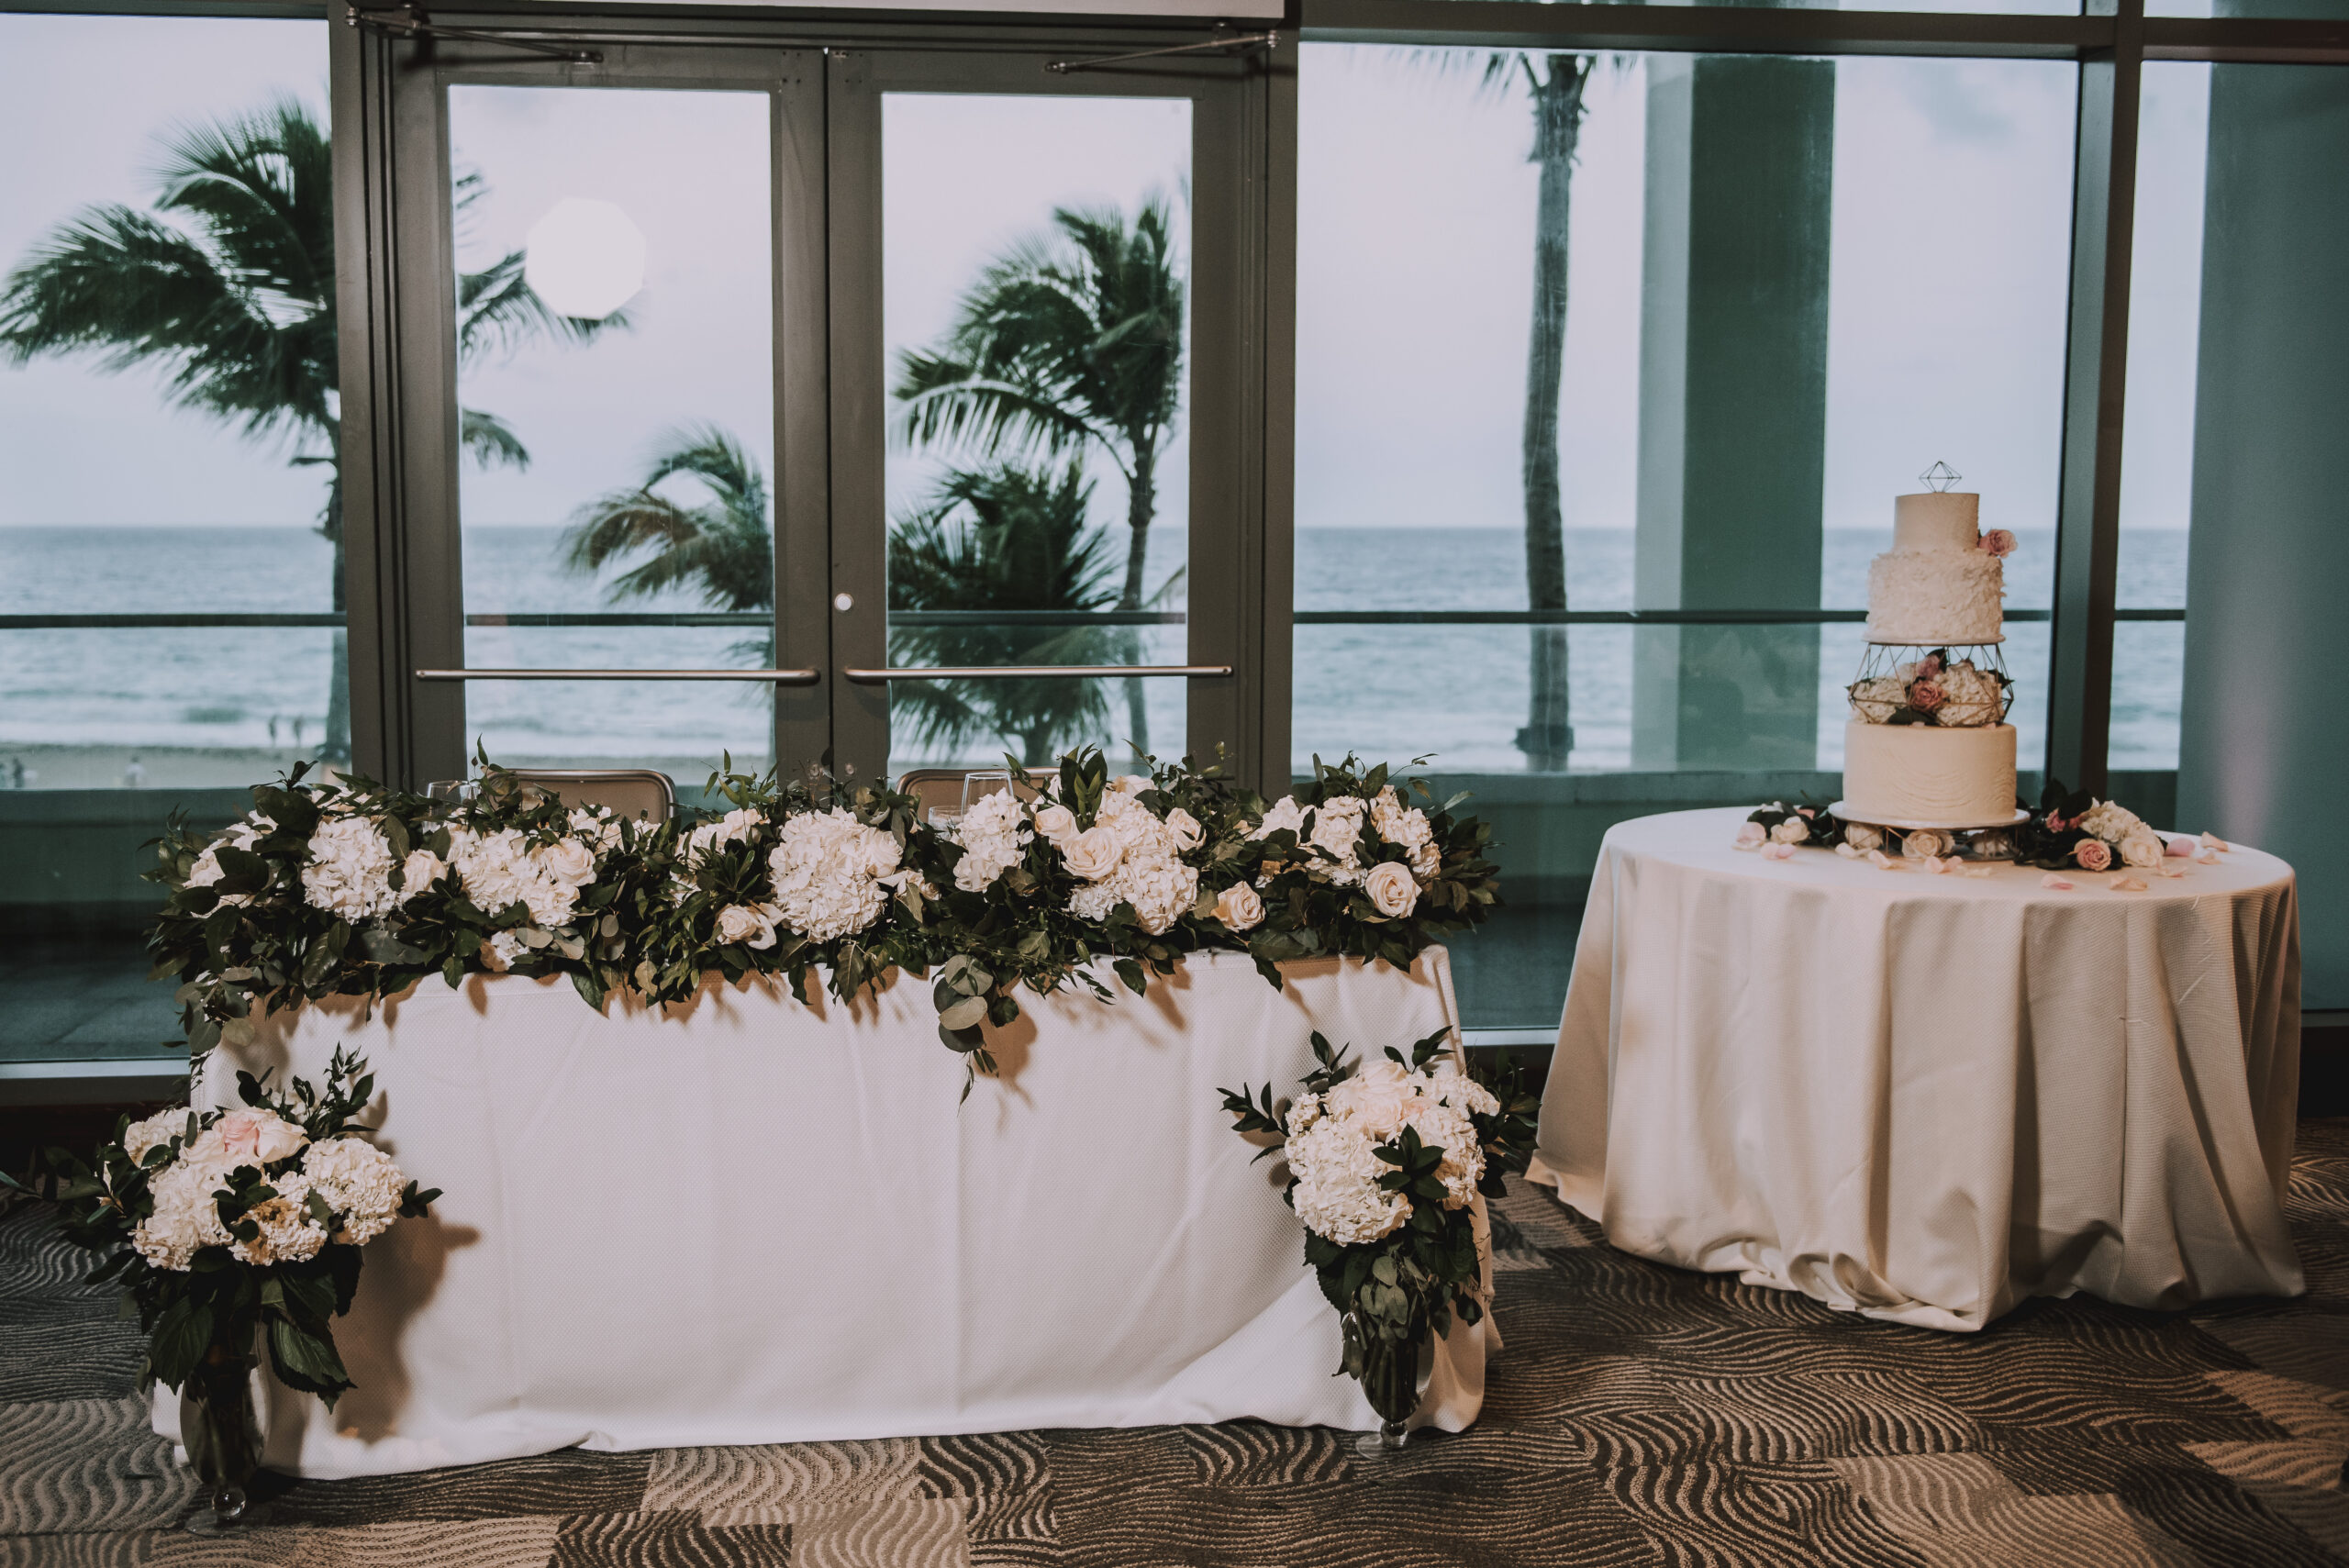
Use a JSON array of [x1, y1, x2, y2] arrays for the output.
[[1836, 483, 2019, 829]]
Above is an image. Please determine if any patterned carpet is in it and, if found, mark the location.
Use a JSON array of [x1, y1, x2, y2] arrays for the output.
[[10, 1128, 2349, 1567]]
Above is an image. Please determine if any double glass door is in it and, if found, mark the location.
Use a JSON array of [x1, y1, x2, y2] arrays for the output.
[[379, 39, 1264, 795]]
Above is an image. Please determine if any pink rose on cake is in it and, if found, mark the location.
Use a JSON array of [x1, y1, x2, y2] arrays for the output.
[[1908, 679, 1946, 714], [1979, 528, 2017, 557], [2074, 839, 2113, 872]]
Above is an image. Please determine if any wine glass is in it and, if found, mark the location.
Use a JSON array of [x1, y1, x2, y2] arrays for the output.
[[961, 770, 1013, 819]]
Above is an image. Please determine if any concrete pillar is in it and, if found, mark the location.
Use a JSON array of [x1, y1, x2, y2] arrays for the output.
[[2176, 61, 2349, 1007], [1632, 53, 1836, 772]]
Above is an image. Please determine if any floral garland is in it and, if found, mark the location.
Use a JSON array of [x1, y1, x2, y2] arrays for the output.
[[23, 1050, 435, 1407], [1220, 1030, 1539, 1432], [148, 750, 1500, 1090]]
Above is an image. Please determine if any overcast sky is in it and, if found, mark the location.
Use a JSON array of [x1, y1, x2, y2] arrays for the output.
[[0, 14, 2209, 539]]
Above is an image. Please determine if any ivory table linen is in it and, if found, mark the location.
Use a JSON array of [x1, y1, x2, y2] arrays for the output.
[[1535, 807, 2302, 1331], [151, 950, 1490, 1477]]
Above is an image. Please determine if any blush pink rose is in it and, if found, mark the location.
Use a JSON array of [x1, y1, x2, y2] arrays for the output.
[[1980, 528, 2018, 557], [1915, 652, 1944, 679], [1909, 679, 1946, 713], [2074, 839, 2113, 872], [206, 1108, 308, 1168]]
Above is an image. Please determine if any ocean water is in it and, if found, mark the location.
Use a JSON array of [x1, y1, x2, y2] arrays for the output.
[[0, 524, 2188, 776]]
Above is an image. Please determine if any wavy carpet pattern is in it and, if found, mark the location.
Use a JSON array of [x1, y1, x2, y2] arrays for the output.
[[9, 1124, 2349, 1566]]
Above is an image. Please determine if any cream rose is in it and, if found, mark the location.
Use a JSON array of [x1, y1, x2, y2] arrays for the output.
[[1364, 862, 1419, 917], [714, 903, 777, 949], [1215, 882, 1264, 931], [536, 839, 597, 887], [1770, 818, 1809, 846], [2119, 828, 2166, 870], [1163, 807, 1204, 851], [398, 849, 448, 900], [1325, 1057, 1417, 1136], [1032, 804, 1078, 843], [862, 830, 903, 878], [1060, 824, 1124, 881], [1844, 824, 1884, 852], [1901, 829, 1954, 860], [1733, 821, 1767, 851]]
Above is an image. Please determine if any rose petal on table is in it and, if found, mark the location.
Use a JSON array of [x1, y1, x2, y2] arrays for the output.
[[2157, 862, 2185, 878], [2042, 874, 2076, 891], [1835, 842, 1863, 859], [2201, 831, 2231, 851], [2113, 876, 2149, 893], [2165, 835, 2195, 858], [1922, 856, 1953, 875], [1867, 849, 1895, 870], [2197, 850, 2221, 865], [1765, 841, 1798, 861]]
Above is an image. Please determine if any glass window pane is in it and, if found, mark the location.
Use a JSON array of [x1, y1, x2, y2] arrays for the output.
[[0, 13, 333, 1064], [449, 86, 775, 775], [1297, 46, 2076, 1029], [881, 93, 1192, 775]]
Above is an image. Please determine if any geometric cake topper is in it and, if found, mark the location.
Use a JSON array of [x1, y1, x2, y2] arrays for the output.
[[1920, 461, 1962, 493]]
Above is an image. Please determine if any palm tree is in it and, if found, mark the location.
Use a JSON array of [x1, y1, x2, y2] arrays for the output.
[[892, 199, 1185, 756], [1486, 55, 1596, 773], [888, 464, 1123, 766], [0, 99, 620, 765], [560, 423, 773, 616]]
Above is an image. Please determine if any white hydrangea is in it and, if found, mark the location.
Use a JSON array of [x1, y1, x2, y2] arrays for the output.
[[1307, 795, 1368, 884], [302, 1137, 409, 1246], [1281, 1053, 1493, 1247], [569, 806, 626, 851], [1369, 786, 1442, 880], [1249, 796, 1309, 842], [451, 827, 582, 929], [122, 1107, 194, 1166], [1935, 660, 2006, 726], [1059, 790, 1198, 936], [133, 1159, 234, 1272], [301, 815, 400, 923], [767, 808, 897, 941], [228, 1172, 328, 1266], [481, 929, 531, 971], [2077, 799, 2145, 842], [184, 811, 276, 906], [685, 806, 765, 866], [953, 790, 1032, 892]]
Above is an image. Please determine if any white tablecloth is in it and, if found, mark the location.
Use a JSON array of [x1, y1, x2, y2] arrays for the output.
[[1534, 807, 2303, 1331], [155, 950, 1491, 1477]]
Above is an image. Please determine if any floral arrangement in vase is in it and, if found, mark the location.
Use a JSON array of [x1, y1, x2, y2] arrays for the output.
[[27, 1050, 435, 1532], [1220, 1029, 1538, 1451], [147, 749, 1500, 1093]]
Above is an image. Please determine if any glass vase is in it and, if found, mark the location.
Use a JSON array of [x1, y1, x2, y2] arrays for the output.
[[180, 1334, 267, 1534], [1354, 1329, 1424, 1457]]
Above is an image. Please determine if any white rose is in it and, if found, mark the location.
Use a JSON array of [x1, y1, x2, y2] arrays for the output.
[[1060, 825, 1124, 882], [1113, 774, 1152, 795], [1163, 807, 1204, 851], [714, 903, 777, 950], [123, 1107, 192, 1165], [1032, 804, 1078, 843], [1215, 882, 1264, 931], [2120, 828, 2166, 870], [1901, 829, 1954, 860], [190, 1107, 309, 1171], [1364, 862, 1419, 917], [1733, 821, 1767, 851], [535, 839, 597, 887], [861, 828, 903, 878], [1325, 1057, 1417, 1138], [1770, 818, 1809, 845], [1844, 824, 1884, 852]]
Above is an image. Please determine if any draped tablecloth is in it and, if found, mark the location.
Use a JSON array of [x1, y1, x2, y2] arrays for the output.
[[153, 949, 1491, 1477], [1533, 808, 2302, 1332]]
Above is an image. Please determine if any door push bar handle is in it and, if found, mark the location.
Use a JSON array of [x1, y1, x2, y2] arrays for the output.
[[842, 664, 1234, 684], [416, 668, 824, 684]]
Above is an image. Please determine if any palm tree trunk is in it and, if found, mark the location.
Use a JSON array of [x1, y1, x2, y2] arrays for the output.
[[1118, 450, 1157, 762], [322, 471, 352, 768], [1516, 58, 1590, 774]]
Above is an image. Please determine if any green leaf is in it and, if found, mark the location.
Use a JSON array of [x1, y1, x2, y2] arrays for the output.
[[266, 1316, 352, 1406], [939, 995, 988, 1031]]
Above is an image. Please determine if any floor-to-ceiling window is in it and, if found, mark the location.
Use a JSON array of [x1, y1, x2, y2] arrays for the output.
[[0, 12, 335, 1076]]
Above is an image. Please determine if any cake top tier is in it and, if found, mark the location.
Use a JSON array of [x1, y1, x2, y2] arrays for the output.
[[1892, 491, 1980, 552]]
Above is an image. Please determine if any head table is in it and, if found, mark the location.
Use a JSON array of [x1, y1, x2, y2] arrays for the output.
[[1533, 807, 2302, 1332], [153, 950, 1492, 1478]]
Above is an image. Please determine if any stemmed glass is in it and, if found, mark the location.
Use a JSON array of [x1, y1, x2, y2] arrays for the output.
[[960, 770, 1013, 819]]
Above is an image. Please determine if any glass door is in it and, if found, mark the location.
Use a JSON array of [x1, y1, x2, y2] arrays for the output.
[[823, 49, 1261, 786], [382, 40, 1264, 794]]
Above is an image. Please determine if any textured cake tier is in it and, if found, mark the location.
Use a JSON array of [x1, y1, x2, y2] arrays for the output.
[[1842, 720, 2017, 828], [1893, 491, 1979, 551], [1865, 546, 2004, 645]]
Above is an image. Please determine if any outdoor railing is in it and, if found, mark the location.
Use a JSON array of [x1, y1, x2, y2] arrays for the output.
[[0, 607, 2184, 629]]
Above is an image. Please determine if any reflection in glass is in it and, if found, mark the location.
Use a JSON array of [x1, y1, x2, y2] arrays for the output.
[[449, 86, 774, 773], [882, 94, 1191, 773]]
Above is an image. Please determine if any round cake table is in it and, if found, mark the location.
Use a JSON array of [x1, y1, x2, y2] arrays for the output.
[[1533, 806, 2303, 1331]]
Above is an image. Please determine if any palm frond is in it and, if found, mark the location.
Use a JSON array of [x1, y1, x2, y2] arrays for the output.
[[457, 250, 631, 363], [560, 424, 774, 613], [459, 407, 530, 471]]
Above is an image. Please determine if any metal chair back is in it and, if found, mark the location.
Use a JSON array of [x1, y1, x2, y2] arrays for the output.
[[896, 769, 1038, 820], [488, 769, 676, 823]]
